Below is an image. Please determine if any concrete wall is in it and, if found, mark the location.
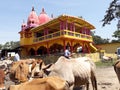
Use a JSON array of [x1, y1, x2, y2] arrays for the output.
[[97, 43, 120, 54]]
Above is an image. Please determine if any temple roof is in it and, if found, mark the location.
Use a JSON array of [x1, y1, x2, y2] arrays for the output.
[[27, 7, 39, 26], [31, 14, 95, 32], [38, 8, 50, 24]]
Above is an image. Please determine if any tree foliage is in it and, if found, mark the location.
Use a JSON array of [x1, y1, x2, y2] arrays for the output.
[[0, 44, 3, 50], [1, 41, 20, 50], [102, 0, 119, 26], [112, 30, 120, 41], [93, 35, 109, 44]]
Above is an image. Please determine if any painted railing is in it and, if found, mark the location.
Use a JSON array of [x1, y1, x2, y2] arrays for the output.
[[33, 30, 93, 43]]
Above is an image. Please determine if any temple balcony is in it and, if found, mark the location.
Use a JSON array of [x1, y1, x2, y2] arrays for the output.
[[33, 30, 93, 43]]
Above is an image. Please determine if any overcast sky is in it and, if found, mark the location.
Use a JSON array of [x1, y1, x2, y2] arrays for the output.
[[0, 0, 118, 44]]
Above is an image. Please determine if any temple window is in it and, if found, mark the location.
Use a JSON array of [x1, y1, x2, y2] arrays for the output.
[[35, 32, 43, 37], [32, 21, 34, 24]]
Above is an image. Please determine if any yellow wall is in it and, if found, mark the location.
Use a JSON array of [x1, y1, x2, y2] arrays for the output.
[[97, 43, 120, 53], [20, 36, 34, 46]]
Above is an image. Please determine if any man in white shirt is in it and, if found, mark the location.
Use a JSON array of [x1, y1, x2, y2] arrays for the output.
[[64, 46, 71, 59], [14, 52, 20, 61], [77, 46, 83, 53]]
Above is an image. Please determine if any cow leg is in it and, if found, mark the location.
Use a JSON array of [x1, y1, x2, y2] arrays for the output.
[[91, 76, 97, 90], [116, 69, 120, 83], [86, 82, 89, 90], [73, 86, 83, 90]]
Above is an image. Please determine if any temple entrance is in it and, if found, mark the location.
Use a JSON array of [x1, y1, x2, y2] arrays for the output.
[[49, 43, 63, 54], [29, 48, 35, 56], [37, 46, 47, 55], [73, 43, 81, 53]]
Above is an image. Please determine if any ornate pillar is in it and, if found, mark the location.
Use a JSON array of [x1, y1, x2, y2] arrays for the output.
[[70, 40, 73, 53], [82, 42, 85, 53], [34, 46, 37, 55], [65, 20, 68, 30], [63, 40, 66, 51], [73, 22, 75, 32], [44, 30, 46, 36], [63, 21, 65, 30], [47, 42, 50, 55], [60, 21, 64, 30], [35, 50, 37, 55], [70, 23, 72, 31]]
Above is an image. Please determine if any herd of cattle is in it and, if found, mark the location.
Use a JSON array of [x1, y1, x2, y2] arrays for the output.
[[0, 56, 120, 90]]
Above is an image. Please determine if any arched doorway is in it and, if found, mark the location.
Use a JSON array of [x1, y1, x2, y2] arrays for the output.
[[49, 43, 63, 54], [37, 46, 47, 55], [29, 48, 35, 56], [73, 43, 81, 52]]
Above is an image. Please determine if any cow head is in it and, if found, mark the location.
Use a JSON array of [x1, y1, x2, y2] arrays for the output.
[[0, 60, 13, 75], [29, 59, 46, 78], [9, 61, 29, 84], [0, 64, 9, 75]]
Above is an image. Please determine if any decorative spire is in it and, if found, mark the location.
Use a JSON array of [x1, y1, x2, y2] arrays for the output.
[[32, 6, 35, 11], [23, 19, 25, 23], [42, 8, 44, 12], [51, 14, 53, 18], [40, 8, 46, 14]]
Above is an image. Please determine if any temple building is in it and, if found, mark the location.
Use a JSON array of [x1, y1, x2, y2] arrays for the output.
[[19, 7, 97, 57]]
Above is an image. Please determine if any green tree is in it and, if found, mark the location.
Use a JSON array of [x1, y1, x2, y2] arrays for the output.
[[2, 42, 10, 49], [93, 35, 109, 44], [102, 0, 120, 26], [112, 30, 120, 41], [102, 0, 120, 42], [2, 41, 20, 49], [0, 44, 3, 49]]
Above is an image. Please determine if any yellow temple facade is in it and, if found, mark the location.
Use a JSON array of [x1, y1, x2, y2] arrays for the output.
[[19, 7, 97, 57]]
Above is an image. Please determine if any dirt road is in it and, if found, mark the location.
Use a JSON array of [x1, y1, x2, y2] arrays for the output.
[[94, 66, 119, 90]]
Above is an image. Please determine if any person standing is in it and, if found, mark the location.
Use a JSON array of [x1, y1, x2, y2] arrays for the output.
[[14, 52, 20, 61], [77, 46, 83, 53], [64, 46, 71, 59]]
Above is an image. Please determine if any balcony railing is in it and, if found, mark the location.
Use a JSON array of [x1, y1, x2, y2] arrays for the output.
[[33, 30, 92, 43]]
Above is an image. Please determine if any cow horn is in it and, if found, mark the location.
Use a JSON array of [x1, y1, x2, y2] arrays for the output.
[[42, 63, 53, 70]]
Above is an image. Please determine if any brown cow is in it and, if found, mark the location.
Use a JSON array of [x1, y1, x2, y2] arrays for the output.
[[9, 76, 69, 90], [9, 58, 45, 84], [113, 60, 120, 83], [0, 69, 5, 90], [9, 61, 30, 84], [30, 59, 45, 78]]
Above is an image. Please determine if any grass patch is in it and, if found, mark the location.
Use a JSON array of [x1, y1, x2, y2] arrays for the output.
[[95, 60, 116, 68], [95, 61, 113, 67]]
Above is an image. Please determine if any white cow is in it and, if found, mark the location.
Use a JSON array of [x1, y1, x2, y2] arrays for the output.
[[43, 56, 97, 90], [102, 56, 113, 62], [0, 60, 13, 74]]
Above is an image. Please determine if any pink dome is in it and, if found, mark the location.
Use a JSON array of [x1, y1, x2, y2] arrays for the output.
[[38, 8, 50, 24], [27, 7, 39, 27]]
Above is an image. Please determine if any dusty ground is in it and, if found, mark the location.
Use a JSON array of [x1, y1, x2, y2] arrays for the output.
[[94, 66, 120, 90], [5, 66, 120, 90]]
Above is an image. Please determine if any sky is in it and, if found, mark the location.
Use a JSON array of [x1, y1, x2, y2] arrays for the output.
[[0, 0, 118, 44]]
